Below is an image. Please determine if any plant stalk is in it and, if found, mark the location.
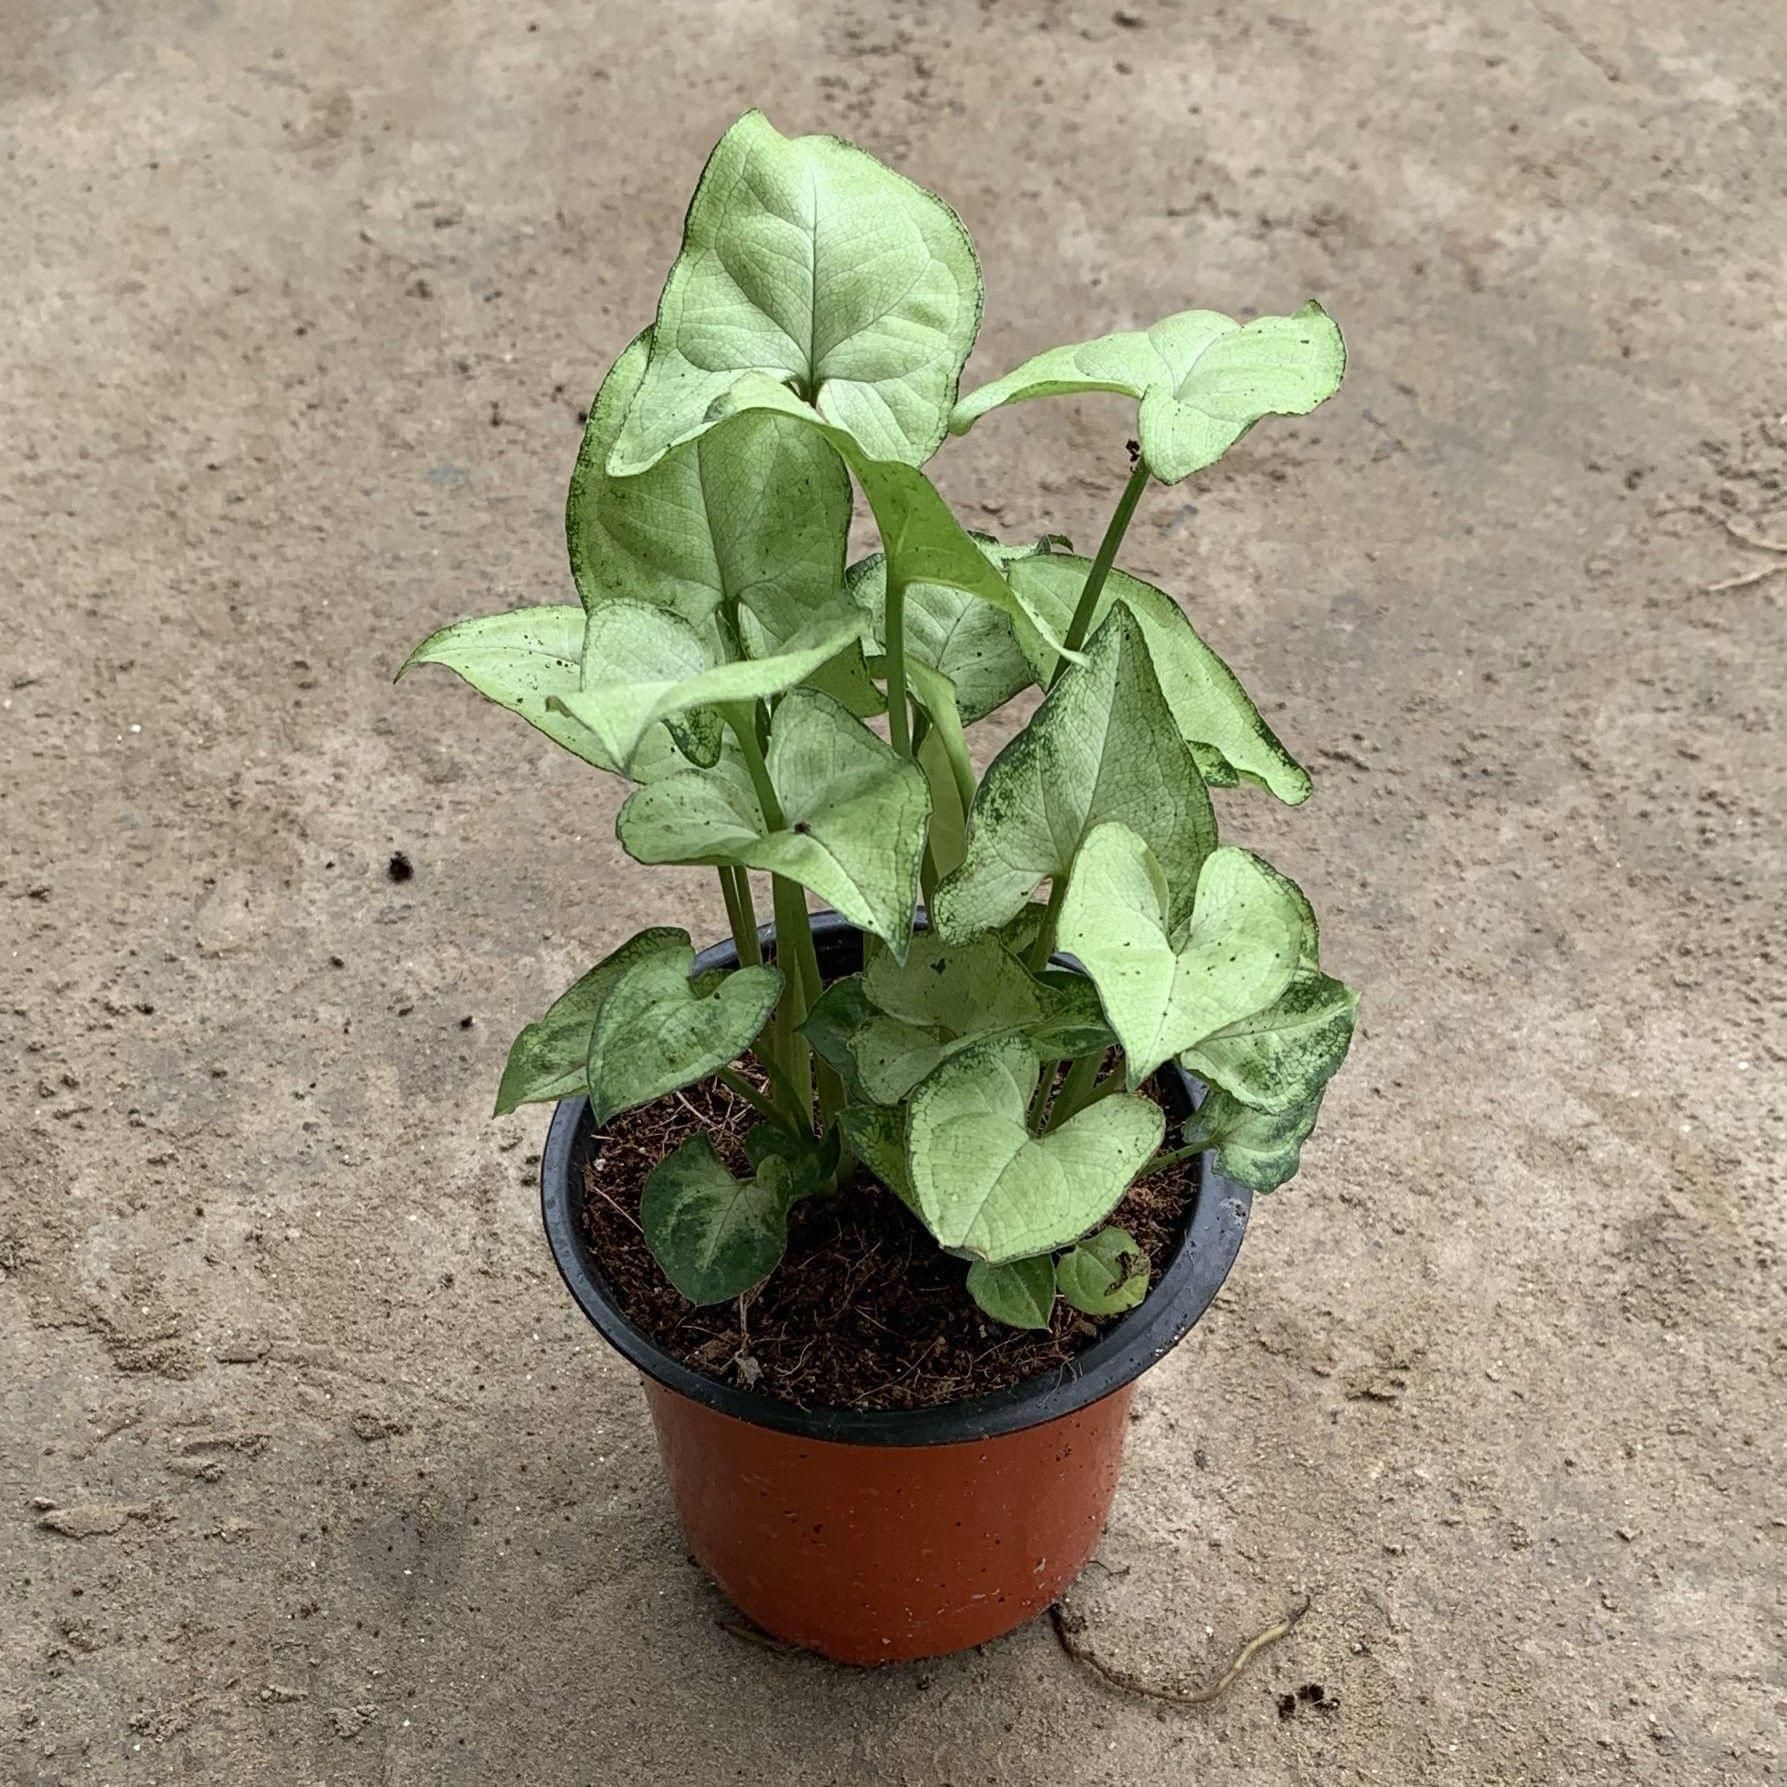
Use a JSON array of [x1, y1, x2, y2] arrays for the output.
[[718, 866, 762, 967], [1026, 873, 1071, 973], [1042, 1052, 1104, 1133], [1050, 455, 1152, 687], [725, 702, 822, 1130], [716, 1067, 788, 1128], [884, 570, 912, 756], [1137, 1138, 1207, 1180]]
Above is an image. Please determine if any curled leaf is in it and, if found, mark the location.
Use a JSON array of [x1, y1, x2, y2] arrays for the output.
[[1055, 1226, 1149, 1316]]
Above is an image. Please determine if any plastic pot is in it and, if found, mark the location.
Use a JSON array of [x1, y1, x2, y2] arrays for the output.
[[540, 912, 1252, 1664]]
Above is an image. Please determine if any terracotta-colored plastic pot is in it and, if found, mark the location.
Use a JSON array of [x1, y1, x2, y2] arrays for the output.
[[540, 913, 1252, 1665]]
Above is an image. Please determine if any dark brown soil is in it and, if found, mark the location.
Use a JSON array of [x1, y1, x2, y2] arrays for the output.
[[577, 1073, 1198, 1412]]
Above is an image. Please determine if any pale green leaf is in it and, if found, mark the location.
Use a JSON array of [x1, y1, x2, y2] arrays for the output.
[[838, 1102, 918, 1212], [952, 301, 1345, 484], [398, 605, 629, 774], [816, 933, 1110, 1104], [800, 977, 874, 1103], [494, 926, 688, 1115], [568, 330, 854, 643], [863, 928, 1042, 1032], [584, 935, 783, 1125], [932, 605, 1216, 941], [640, 1136, 799, 1304], [1005, 553, 1310, 803], [1057, 826, 1303, 1087], [1055, 1225, 1149, 1316], [851, 547, 1031, 722], [641, 375, 1078, 662], [966, 1254, 1057, 1330], [1182, 1086, 1325, 1192], [609, 110, 982, 476], [850, 1012, 962, 1105], [552, 601, 862, 775], [616, 688, 929, 953], [1178, 863, 1357, 1110], [905, 1035, 1163, 1263]]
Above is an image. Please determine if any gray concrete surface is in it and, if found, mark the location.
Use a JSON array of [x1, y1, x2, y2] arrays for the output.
[[4, 1, 1783, 1781]]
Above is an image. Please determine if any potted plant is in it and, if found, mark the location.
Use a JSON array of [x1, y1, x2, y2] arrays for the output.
[[401, 110, 1357, 1665]]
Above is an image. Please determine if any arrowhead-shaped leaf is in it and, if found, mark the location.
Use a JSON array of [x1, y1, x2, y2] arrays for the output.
[[640, 1136, 801, 1305], [1004, 553, 1311, 803], [615, 689, 929, 954], [581, 934, 783, 1125], [933, 604, 1216, 942], [1055, 1225, 1150, 1316], [966, 1254, 1057, 1330], [1182, 1085, 1326, 1192], [837, 1102, 918, 1212], [568, 330, 854, 646], [1179, 868, 1358, 1110], [625, 371, 1078, 663], [851, 544, 1033, 723], [807, 937, 1113, 1106], [495, 927, 692, 1115], [863, 928, 1044, 1031], [905, 1035, 1163, 1263], [952, 301, 1345, 484], [608, 110, 982, 477], [399, 605, 632, 773], [1057, 826, 1303, 1088], [552, 601, 863, 775]]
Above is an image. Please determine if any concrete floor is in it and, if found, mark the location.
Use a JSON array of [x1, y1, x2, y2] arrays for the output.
[[3, 1, 1783, 1781]]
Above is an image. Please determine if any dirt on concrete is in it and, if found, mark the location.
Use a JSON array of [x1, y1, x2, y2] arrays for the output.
[[2, 1, 1782, 1782]]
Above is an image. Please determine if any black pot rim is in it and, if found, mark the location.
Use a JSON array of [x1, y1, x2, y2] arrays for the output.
[[539, 912, 1253, 1447]]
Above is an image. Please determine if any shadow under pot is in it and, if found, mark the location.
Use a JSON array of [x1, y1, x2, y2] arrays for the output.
[[539, 910, 1252, 1665]]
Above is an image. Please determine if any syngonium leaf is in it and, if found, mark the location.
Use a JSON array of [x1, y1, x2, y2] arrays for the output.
[[568, 331, 853, 639], [1181, 1086, 1326, 1192], [932, 604, 1217, 942], [951, 301, 1345, 484], [1055, 1225, 1150, 1316], [745, 1117, 840, 1200], [905, 1034, 1163, 1264], [640, 1136, 802, 1305], [838, 1102, 917, 1211], [1004, 553, 1311, 803], [578, 932, 784, 1125], [805, 935, 1113, 1106], [549, 600, 863, 775], [1179, 871, 1358, 1111], [1056, 826, 1304, 1088], [850, 545, 1032, 723], [615, 689, 929, 955], [399, 606, 628, 774], [608, 110, 982, 477], [495, 927, 689, 1115], [665, 381, 1079, 661], [966, 1255, 1056, 1330]]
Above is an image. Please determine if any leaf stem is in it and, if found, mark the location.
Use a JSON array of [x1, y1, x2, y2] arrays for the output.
[[718, 866, 762, 967], [1043, 1052, 1104, 1133], [716, 1067, 788, 1128], [1137, 1138, 1206, 1180], [725, 702, 817, 1130], [1050, 455, 1151, 688], [1026, 874, 1071, 972], [884, 570, 912, 756]]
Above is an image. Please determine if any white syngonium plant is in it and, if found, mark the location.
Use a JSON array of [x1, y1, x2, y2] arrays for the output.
[[402, 111, 1358, 1329]]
